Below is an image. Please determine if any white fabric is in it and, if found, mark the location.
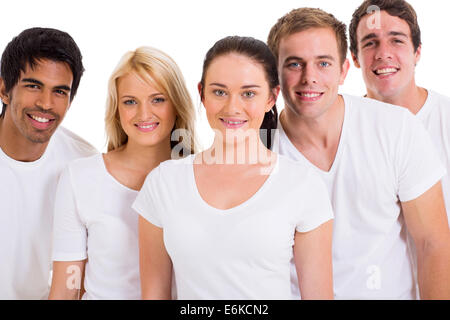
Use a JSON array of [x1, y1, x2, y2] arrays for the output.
[[52, 154, 140, 300], [0, 127, 97, 299], [416, 90, 450, 222], [133, 154, 334, 300], [277, 94, 446, 299]]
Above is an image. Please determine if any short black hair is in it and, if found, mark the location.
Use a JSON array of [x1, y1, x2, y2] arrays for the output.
[[0, 27, 84, 118]]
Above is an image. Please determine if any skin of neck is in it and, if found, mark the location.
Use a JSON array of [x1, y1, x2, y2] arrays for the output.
[[205, 131, 273, 166], [116, 136, 172, 172], [280, 95, 345, 150], [0, 113, 51, 162], [366, 78, 428, 115]]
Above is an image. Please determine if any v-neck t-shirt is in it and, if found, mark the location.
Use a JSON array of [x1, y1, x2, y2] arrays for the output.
[[277, 94, 446, 299], [133, 154, 334, 299], [52, 154, 140, 300]]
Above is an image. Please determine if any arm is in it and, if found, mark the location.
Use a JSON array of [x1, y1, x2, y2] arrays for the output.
[[48, 260, 86, 300], [294, 220, 334, 299], [401, 181, 450, 299], [138, 215, 172, 299]]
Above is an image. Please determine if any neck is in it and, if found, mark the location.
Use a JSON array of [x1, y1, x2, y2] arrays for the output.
[[118, 138, 172, 172], [203, 132, 272, 166], [0, 117, 50, 162], [367, 81, 428, 115], [281, 95, 345, 149]]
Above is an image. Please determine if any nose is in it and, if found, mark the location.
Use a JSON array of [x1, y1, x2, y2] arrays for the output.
[[137, 101, 152, 119], [35, 89, 53, 110], [300, 63, 318, 85], [222, 93, 243, 114], [374, 40, 393, 61]]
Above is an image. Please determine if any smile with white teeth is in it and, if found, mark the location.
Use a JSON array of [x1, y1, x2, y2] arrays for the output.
[[299, 92, 322, 98], [374, 68, 398, 75], [222, 119, 246, 124], [30, 115, 51, 123], [136, 123, 157, 129]]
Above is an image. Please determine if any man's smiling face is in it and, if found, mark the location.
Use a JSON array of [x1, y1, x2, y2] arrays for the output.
[[353, 10, 421, 100]]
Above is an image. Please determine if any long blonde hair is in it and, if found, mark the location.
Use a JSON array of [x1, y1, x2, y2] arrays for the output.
[[105, 46, 197, 155]]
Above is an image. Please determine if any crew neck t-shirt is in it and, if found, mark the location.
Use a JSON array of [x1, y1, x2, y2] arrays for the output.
[[416, 90, 450, 219], [52, 153, 141, 300], [276, 94, 446, 299], [0, 127, 97, 299], [133, 154, 334, 300]]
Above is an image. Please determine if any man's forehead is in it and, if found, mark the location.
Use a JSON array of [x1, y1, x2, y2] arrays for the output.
[[358, 10, 411, 38], [279, 28, 339, 57], [19, 59, 73, 83]]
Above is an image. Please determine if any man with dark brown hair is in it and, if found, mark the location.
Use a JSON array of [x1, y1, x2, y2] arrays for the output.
[[269, 7, 450, 299], [349, 0, 450, 221]]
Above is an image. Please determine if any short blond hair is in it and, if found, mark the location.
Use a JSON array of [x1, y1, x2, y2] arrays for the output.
[[267, 8, 348, 64], [105, 46, 197, 154]]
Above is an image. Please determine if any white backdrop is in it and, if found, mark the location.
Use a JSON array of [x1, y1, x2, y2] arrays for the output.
[[1, 0, 448, 152]]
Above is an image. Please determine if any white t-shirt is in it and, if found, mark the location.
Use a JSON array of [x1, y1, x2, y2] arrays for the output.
[[133, 154, 334, 300], [416, 90, 450, 220], [276, 94, 446, 300], [52, 154, 140, 300], [0, 127, 97, 299]]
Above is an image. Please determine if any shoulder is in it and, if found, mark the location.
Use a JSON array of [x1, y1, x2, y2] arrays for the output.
[[146, 154, 194, 184], [61, 153, 103, 185], [343, 94, 414, 132], [344, 94, 409, 117], [428, 90, 450, 112], [52, 126, 99, 159], [276, 154, 320, 185]]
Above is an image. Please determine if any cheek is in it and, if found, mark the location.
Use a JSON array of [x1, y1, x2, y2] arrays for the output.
[[281, 71, 298, 88], [118, 107, 133, 123], [203, 98, 222, 119]]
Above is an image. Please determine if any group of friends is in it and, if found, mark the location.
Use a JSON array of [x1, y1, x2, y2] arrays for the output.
[[1, 0, 449, 300]]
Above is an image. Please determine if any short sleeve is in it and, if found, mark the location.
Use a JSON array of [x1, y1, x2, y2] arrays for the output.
[[396, 111, 447, 202], [132, 165, 163, 228], [296, 169, 334, 233], [52, 166, 87, 261]]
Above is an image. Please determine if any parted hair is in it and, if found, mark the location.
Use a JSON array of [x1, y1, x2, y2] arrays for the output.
[[267, 7, 348, 64], [199, 36, 279, 150], [349, 0, 421, 57], [105, 46, 197, 154]]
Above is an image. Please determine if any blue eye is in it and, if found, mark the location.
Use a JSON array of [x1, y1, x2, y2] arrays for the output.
[[123, 99, 137, 105], [152, 97, 166, 104], [319, 61, 330, 68], [287, 62, 300, 68]]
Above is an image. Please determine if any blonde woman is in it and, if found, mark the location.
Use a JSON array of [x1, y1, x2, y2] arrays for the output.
[[48, 47, 196, 299]]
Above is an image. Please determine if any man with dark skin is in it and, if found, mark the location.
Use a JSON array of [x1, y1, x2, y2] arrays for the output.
[[0, 28, 97, 299]]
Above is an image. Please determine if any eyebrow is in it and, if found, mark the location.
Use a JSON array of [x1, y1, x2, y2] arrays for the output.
[[120, 93, 164, 99], [360, 31, 409, 43], [284, 55, 335, 62], [208, 82, 261, 89], [21, 78, 71, 92]]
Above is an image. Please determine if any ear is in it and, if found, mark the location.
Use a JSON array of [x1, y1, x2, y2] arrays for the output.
[[339, 59, 351, 86], [351, 52, 361, 69], [266, 85, 280, 112], [0, 78, 10, 105], [197, 82, 203, 101], [414, 44, 422, 66]]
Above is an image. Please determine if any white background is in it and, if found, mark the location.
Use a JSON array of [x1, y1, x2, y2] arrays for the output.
[[1, 0, 448, 152]]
